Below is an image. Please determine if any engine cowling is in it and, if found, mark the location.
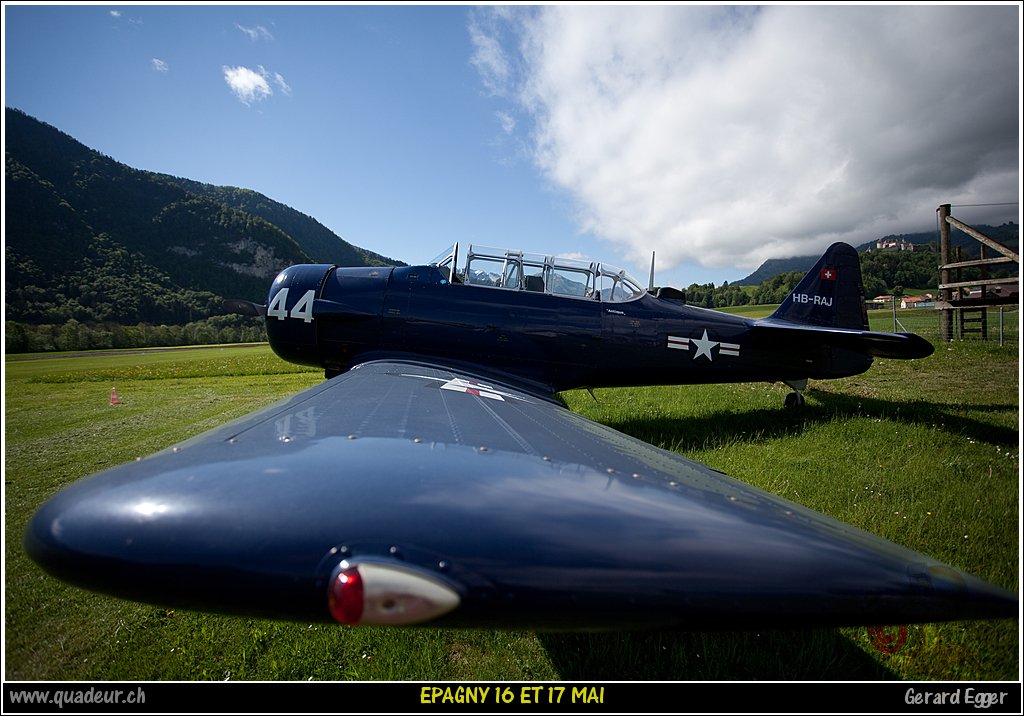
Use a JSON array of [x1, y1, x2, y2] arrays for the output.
[[265, 264, 335, 368], [264, 264, 393, 375]]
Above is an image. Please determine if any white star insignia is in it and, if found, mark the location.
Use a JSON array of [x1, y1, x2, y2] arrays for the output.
[[690, 329, 719, 361]]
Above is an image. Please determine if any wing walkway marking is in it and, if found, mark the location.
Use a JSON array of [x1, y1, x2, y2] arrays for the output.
[[400, 374, 531, 403]]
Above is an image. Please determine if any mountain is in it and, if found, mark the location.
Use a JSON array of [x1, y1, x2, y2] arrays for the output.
[[4, 108, 402, 325], [731, 256, 819, 287], [733, 225, 1019, 286], [163, 179, 392, 270]]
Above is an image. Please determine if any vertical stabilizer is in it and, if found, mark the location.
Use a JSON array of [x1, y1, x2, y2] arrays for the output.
[[769, 243, 868, 329]]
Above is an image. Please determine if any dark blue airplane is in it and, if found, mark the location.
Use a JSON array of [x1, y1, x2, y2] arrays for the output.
[[25, 242, 1017, 630]]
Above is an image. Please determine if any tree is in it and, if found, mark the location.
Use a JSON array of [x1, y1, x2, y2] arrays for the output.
[[59, 319, 82, 351]]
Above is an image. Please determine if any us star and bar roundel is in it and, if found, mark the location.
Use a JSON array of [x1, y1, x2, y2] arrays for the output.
[[667, 329, 741, 361]]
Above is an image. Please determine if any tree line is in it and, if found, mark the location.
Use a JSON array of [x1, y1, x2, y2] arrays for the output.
[[5, 315, 265, 354], [680, 271, 808, 309]]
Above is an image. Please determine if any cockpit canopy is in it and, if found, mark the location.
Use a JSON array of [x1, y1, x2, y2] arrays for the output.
[[428, 243, 645, 303]]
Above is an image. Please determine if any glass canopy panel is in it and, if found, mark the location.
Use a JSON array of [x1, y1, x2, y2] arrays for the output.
[[428, 245, 645, 302]]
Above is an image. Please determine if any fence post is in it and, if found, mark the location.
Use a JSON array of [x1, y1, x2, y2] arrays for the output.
[[937, 204, 953, 341]]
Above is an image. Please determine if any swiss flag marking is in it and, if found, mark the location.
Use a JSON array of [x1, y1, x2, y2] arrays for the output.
[[820, 267, 837, 281]]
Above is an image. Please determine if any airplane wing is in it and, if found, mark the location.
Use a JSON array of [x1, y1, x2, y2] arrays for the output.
[[751, 318, 936, 360], [25, 359, 1015, 630]]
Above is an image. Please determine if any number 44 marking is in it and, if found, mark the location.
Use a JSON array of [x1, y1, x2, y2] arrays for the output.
[[267, 288, 316, 323]]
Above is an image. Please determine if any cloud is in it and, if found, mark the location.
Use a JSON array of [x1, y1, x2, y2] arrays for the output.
[[151, 58, 169, 73], [272, 71, 292, 96], [473, 6, 1020, 273], [496, 111, 515, 134], [223, 65, 273, 105], [236, 24, 274, 41], [468, 10, 512, 97], [222, 65, 291, 105], [110, 9, 142, 26], [554, 251, 590, 262]]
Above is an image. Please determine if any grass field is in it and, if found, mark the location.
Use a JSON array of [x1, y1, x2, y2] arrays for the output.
[[4, 310, 1019, 682]]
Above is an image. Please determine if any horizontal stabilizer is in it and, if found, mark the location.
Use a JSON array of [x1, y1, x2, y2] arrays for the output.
[[760, 242, 934, 360], [753, 319, 935, 359]]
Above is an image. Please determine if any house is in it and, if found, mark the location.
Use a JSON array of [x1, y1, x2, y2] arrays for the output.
[[900, 294, 935, 309], [991, 285, 1020, 300], [957, 285, 1020, 302]]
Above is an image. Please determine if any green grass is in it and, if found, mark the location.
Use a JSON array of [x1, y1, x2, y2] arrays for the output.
[[4, 334, 1018, 682], [711, 303, 779, 319]]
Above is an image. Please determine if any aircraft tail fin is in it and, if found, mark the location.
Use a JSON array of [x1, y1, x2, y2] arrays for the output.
[[768, 243, 868, 330]]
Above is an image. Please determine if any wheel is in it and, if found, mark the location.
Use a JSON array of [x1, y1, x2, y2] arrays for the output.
[[784, 392, 804, 409]]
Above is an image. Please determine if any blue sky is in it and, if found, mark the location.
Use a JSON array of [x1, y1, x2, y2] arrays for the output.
[[3, 4, 1020, 288]]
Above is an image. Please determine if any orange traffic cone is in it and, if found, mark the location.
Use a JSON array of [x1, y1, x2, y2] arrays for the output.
[[110, 387, 121, 406]]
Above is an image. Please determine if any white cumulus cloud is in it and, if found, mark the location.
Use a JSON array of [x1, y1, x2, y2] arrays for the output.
[[223, 65, 292, 105], [472, 5, 1020, 274], [223, 65, 273, 105], [151, 58, 169, 73]]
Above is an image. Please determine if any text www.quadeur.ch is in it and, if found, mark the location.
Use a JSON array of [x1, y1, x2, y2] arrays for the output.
[[8, 686, 145, 709]]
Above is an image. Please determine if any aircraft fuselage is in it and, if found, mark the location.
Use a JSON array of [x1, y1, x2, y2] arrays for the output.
[[266, 264, 871, 395]]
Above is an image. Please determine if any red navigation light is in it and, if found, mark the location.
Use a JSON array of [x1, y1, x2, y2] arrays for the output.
[[326, 561, 461, 626], [328, 566, 364, 625]]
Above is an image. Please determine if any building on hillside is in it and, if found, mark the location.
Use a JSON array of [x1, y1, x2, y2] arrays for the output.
[[875, 237, 915, 252]]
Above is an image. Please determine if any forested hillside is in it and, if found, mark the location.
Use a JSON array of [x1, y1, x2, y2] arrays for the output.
[[168, 180, 388, 269], [4, 108, 400, 327]]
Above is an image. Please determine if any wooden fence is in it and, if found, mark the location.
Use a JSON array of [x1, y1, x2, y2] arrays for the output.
[[936, 204, 1019, 341]]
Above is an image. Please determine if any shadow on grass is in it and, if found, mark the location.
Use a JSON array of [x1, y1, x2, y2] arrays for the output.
[[538, 628, 896, 681], [603, 390, 1018, 454]]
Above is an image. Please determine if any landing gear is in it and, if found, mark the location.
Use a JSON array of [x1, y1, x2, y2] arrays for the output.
[[783, 379, 807, 409]]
